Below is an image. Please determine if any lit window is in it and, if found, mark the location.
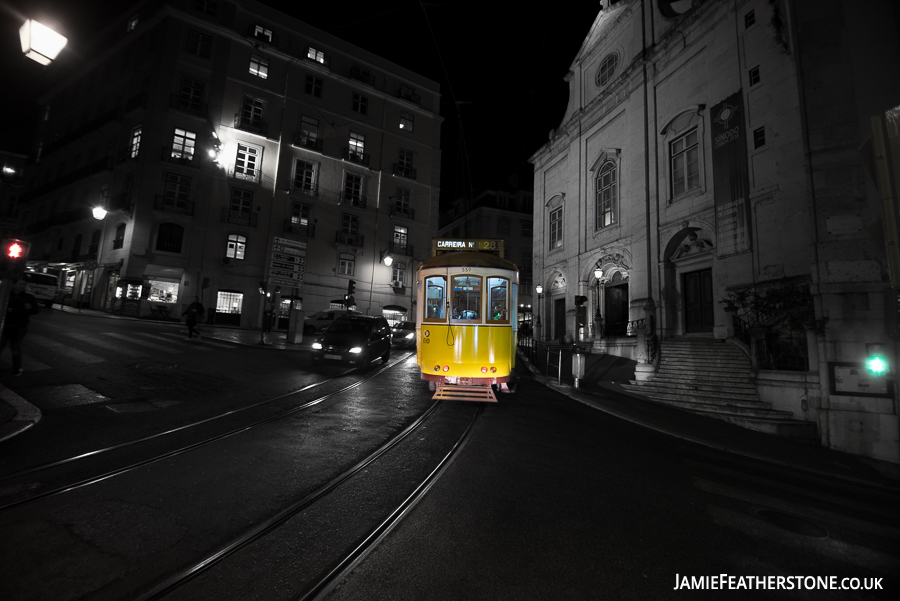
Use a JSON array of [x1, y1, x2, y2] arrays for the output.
[[352, 93, 368, 115], [595, 161, 617, 229], [549, 207, 563, 250], [254, 25, 273, 43], [249, 55, 268, 79], [486, 277, 509, 323], [670, 129, 699, 197], [399, 112, 414, 131], [235, 143, 261, 180], [393, 225, 409, 253], [596, 53, 618, 87], [305, 75, 323, 98], [226, 234, 246, 260], [451, 275, 482, 322], [172, 128, 196, 159], [391, 262, 406, 284], [349, 132, 365, 160], [307, 47, 326, 65], [424, 276, 447, 321], [216, 290, 243, 315], [291, 202, 311, 228], [130, 126, 142, 158]]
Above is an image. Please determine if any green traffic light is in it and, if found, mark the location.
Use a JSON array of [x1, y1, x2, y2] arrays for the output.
[[867, 356, 888, 375]]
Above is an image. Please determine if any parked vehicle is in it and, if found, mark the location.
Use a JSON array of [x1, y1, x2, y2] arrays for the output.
[[23, 272, 59, 307], [391, 321, 416, 348], [303, 309, 358, 335], [311, 314, 391, 368]]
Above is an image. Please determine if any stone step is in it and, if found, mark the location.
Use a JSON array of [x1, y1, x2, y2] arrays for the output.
[[621, 385, 766, 408], [633, 376, 758, 391], [625, 381, 761, 401], [655, 367, 754, 380]]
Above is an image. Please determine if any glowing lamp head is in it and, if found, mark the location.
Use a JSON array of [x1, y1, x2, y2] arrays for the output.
[[20, 20, 68, 65]]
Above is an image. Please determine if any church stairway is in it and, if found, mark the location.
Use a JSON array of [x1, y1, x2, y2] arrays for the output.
[[620, 338, 818, 441]]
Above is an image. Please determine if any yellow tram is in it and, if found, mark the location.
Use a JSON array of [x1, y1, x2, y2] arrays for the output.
[[416, 239, 519, 402]]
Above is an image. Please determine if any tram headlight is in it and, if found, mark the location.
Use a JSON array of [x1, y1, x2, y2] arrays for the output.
[[434, 365, 441, 371], [490, 367, 497, 373], [312, 342, 323, 350], [442, 365, 450, 372], [349, 347, 362, 354]]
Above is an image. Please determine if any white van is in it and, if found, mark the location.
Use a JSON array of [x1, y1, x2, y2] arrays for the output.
[[23, 272, 59, 307]]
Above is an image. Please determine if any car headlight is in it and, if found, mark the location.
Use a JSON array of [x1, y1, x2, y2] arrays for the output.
[[349, 347, 362, 354], [312, 342, 322, 350], [405, 333, 414, 339]]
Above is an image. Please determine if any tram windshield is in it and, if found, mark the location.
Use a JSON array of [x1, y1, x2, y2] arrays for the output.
[[486, 277, 509, 323], [451, 275, 481, 321], [424, 276, 447, 321]]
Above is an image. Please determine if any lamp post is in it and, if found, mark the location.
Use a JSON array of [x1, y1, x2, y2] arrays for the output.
[[593, 267, 603, 340], [535, 284, 543, 342], [19, 19, 67, 65]]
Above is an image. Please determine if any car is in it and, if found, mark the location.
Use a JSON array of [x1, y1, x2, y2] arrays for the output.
[[311, 314, 391, 368], [303, 309, 358, 335], [23, 272, 60, 307], [390, 321, 416, 348]]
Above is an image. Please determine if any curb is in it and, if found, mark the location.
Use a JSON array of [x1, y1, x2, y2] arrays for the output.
[[0, 384, 41, 443]]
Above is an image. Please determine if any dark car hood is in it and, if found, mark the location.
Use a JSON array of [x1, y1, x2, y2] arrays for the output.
[[318, 332, 368, 346]]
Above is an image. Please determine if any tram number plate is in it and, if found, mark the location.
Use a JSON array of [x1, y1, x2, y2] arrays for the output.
[[324, 354, 342, 360], [458, 378, 473, 385]]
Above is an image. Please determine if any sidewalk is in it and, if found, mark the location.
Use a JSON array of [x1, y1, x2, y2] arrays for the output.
[[0, 305, 311, 442], [518, 345, 900, 488]]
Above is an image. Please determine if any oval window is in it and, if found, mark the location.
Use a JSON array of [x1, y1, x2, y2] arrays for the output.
[[596, 53, 618, 87]]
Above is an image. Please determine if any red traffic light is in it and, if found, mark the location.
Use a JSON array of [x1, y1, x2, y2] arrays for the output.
[[7, 242, 24, 259]]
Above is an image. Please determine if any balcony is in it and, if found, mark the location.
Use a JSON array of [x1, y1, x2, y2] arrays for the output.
[[248, 24, 279, 47], [283, 219, 315, 237], [154, 195, 195, 216], [350, 66, 376, 87], [161, 146, 198, 167], [392, 163, 417, 180], [389, 241, 414, 257], [290, 180, 318, 198], [343, 147, 370, 167], [335, 231, 364, 247], [170, 94, 207, 118], [292, 133, 323, 152], [221, 207, 258, 227], [227, 163, 261, 184], [390, 205, 415, 220], [339, 191, 367, 209], [234, 113, 268, 137]]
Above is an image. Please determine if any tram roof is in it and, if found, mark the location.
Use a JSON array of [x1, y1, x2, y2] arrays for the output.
[[419, 251, 519, 271]]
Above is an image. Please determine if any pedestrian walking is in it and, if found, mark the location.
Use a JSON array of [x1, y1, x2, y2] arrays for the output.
[[182, 296, 205, 340], [1, 279, 40, 376]]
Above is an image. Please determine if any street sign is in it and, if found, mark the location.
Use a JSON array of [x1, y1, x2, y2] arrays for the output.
[[272, 253, 305, 265], [270, 269, 303, 281], [272, 261, 305, 272], [271, 277, 302, 288], [272, 245, 306, 256], [273, 237, 307, 249]]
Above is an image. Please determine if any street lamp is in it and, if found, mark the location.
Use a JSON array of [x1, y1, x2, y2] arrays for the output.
[[593, 267, 603, 339], [535, 284, 543, 341], [19, 19, 67, 65]]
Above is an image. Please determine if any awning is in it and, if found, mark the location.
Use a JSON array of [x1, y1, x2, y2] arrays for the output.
[[383, 305, 408, 312], [143, 265, 185, 280]]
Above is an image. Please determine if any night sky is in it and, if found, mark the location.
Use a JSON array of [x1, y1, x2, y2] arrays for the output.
[[0, 0, 602, 206]]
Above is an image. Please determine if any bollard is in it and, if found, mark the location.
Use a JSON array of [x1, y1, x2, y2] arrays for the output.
[[572, 349, 585, 388]]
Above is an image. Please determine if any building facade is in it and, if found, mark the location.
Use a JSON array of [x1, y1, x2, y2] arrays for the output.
[[438, 189, 535, 331], [19, 0, 440, 326], [530, 0, 900, 463]]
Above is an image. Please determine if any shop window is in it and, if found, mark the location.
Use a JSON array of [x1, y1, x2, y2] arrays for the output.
[[148, 280, 178, 303], [216, 290, 243, 314]]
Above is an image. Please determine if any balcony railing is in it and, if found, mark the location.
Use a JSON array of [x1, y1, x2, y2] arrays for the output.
[[392, 163, 417, 180], [248, 24, 279, 47], [283, 219, 315, 237], [161, 146, 198, 167], [221, 207, 258, 227], [335, 231, 364, 247], [292, 133, 323, 151], [291, 180, 318, 197], [227, 163, 261, 184], [343, 147, 370, 166], [350, 66, 376, 86], [339, 191, 367, 209], [234, 113, 268, 137], [398, 87, 421, 106], [154, 194, 195, 216], [389, 241, 414, 257], [390, 205, 415, 220], [170, 94, 208, 118]]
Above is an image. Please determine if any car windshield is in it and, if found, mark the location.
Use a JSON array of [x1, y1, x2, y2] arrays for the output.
[[328, 319, 372, 336], [394, 321, 414, 330]]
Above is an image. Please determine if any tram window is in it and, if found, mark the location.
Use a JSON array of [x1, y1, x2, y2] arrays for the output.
[[424, 276, 447, 322], [451, 275, 481, 322], [486, 277, 509, 323]]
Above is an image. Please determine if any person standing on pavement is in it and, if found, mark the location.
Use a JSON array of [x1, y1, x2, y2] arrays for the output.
[[1, 279, 40, 375], [182, 295, 205, 340]]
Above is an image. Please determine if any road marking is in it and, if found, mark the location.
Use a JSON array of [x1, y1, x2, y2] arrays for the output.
[[135, 332, 212, 351], [104, 332, 179, 353], [157, 332, 236, 349], [60, 332, 145, 357], [28, 334, 106, 364]]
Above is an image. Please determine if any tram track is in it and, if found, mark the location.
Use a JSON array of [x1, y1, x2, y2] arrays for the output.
[[138, 402, 484, 601], [0, 352, 415, 513]]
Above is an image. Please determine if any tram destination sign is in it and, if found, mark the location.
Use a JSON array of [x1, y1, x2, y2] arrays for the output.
[[432, 238, 504, 257]]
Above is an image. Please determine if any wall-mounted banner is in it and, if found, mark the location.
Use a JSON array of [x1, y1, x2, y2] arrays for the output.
[[711, 91, 751, 257]]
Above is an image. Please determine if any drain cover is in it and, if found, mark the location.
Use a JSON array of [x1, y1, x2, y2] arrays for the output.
[[754, 508, 829, 538]]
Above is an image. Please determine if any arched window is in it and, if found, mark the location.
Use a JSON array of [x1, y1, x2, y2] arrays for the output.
[[156, 223, 184, 253], [113, 224, 126, 249], [595, 161, 617, 229], [226, 234, 246, 260]]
